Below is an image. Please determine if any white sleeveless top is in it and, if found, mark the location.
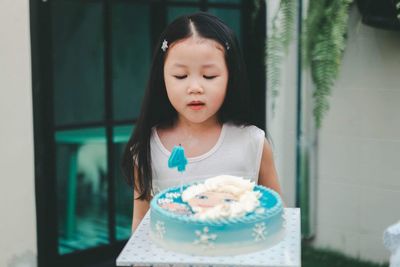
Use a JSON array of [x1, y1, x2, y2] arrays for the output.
[[150, 123, 265, 195]]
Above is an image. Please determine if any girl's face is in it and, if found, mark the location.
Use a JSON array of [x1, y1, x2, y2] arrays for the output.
[[163, 37, 228, 125]]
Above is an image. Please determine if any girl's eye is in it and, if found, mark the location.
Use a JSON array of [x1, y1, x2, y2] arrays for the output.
[[173, 75, 187, 80], [224, 199, 235, 203], [204, 75, 217, 80], [196, 195, 208, 200]]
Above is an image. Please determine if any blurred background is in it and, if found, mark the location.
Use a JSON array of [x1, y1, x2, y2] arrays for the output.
[[0, 0, 399, 266]]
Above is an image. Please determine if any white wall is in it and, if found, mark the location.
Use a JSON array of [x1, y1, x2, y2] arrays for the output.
[[0, 1, 37, 266], [266, 0, 298, 208], [313, 7, 400, 263]]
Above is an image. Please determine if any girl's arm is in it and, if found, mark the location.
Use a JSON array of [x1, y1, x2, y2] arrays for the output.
[[131, 166, 150, 233], [258, 139, 283, 196]]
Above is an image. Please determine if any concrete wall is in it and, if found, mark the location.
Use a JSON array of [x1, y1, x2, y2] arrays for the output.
[[313, 7, 400, 263], [0, 1, 37, 266]]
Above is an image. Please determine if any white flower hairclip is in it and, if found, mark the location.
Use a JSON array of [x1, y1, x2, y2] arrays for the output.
[[161, 39, 168, 52], [225, 42, 230, 50]]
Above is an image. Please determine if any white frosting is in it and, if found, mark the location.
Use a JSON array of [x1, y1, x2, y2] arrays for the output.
[[181, 175, 261, 220]]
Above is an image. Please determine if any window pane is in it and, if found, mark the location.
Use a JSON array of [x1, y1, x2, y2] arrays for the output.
[[208, 8, 241, 40], [113, 125, 135, 240], [112, 3, 151, 121], [55, 127, 109, 254], [167, 6, 201, 23], [52, 1, 105, 126]]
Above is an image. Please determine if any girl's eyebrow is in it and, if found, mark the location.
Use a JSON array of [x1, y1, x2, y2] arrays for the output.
[[172, 63, 219, 68], [202, 64, 218, 68], [172, 63, 187, 68]]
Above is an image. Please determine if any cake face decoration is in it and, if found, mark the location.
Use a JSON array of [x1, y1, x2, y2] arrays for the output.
[[188, 191, 238, 209], [182, 175, 261, 220]]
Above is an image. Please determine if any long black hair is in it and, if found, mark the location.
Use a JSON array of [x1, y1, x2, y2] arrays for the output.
[[122, 12, 255, 200]]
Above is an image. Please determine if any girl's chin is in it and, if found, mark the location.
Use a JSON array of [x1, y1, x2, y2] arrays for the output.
[[178, 113, 219, 125], [178, 117, 209, 125]]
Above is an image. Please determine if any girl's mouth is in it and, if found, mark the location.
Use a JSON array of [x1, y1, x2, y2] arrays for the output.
[[188, 101, 205, 110]]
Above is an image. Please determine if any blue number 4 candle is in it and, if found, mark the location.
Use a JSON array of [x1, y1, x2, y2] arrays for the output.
[[168, 145, 188, 192]]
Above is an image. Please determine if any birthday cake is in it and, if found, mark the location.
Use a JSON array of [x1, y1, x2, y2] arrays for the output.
[[150, 175, 284, 256]]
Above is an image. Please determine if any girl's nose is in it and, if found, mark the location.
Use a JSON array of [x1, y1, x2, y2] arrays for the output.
[[187, 79, 204, 94]]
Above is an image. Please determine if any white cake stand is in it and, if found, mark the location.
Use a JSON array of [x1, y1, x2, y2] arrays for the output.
[[116, 208, 301, 267]]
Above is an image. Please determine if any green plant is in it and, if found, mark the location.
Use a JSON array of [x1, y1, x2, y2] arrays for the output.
[[304, 0, 353, 128], [266, 0, 297, 113], [267, 0, 353, 128]]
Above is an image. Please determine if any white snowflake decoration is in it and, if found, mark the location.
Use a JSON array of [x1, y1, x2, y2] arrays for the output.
[[155, 221, 166, 239], [194, 227, 217, 249], [252, 222, 267, 241]]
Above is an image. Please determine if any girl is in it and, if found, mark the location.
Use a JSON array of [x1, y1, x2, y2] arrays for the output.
[[122, 12, 282, 232]]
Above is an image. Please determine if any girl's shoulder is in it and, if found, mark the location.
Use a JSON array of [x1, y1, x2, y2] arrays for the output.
[[224, 122, 265, 139]]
